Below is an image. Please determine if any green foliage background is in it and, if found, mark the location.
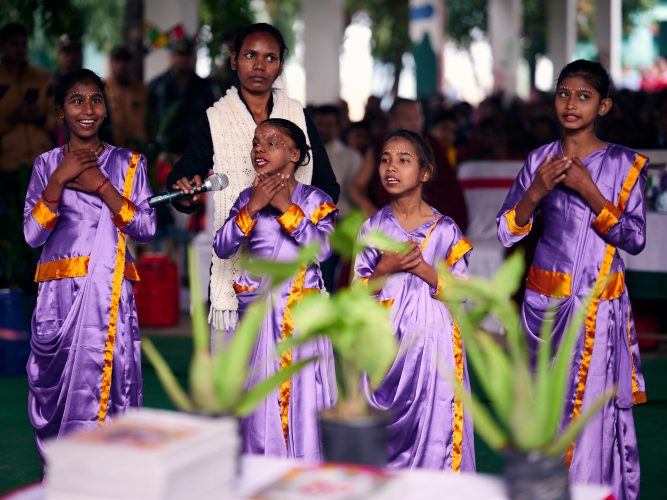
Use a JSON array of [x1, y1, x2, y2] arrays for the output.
[[1, 0, 124, 70]]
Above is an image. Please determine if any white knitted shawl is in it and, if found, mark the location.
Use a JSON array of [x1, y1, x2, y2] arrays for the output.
[[207, 86, 313, 330]]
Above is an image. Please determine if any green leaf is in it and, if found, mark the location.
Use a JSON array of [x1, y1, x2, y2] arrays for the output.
[[189, 349, 223, 413], [212, 301, 266, 408], [242, 243, 320, 285], [235, 357, 317, 416], [141, 337, 194, 412], [545, 389, 615, 456], [509, 363, 545, 451], [533, 306, 559, 443], [361, 230, 410, 253], [444, 367, 509, 450], [475, 333, 514, 426], [329, 210, 367, 259], [290, 284, 397, 402], [545, 288, 594, 436], [490, 250, 525, 298], [188, 245, 210, 353], [289, 294, 339, 341], [445, 298, 501, 418]]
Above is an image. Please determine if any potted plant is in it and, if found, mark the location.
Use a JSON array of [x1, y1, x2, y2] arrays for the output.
[[262, 211, 403, 466], [141, 244, 318, 473], [436, 251, 614, 500]]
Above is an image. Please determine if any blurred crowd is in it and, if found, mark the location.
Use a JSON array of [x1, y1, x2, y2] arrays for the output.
[[3, 20, 667, 291]]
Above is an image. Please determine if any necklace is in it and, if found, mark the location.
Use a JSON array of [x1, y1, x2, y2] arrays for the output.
[[67, 142, 105, 157]]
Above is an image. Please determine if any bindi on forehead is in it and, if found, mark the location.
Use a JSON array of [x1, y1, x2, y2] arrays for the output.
[[559, 85, 594, 93], [382, 148, 416, 158], [66, 91, 103, 98]]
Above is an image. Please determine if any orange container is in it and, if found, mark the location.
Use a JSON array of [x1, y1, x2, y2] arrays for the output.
[[133, 253, 179, 327]]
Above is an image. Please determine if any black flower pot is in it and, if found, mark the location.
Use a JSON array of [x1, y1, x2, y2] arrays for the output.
[[504, 450, 570, 500], [318, 410, 390, 467]]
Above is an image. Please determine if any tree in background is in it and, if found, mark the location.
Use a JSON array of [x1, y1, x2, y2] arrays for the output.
[[199, 0, 254, 60], [345, 0, 410, 98], [1, 0, 124, 70]]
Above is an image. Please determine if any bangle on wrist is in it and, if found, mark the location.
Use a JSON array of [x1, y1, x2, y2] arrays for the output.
[[42, 190, 61, 204], [95, 177, 110, 194]]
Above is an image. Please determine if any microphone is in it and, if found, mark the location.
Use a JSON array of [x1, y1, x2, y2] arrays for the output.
[[148, 173, 229, 208]]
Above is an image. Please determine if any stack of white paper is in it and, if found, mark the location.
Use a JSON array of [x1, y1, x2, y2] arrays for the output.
[[45, 408, 239, 500]]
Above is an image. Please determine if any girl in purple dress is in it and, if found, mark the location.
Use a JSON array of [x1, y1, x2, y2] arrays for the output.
[[213, 118, 337, 460], [24, 69, 156, 458], [354, 130, 475, 471], [497, 60, 646, 500]]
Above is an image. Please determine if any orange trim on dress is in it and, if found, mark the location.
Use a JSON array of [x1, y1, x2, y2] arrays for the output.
[[564, 153, 646, 465], [32, 198, 58, 230], [278, 265, 308, 447], [526, 267, 623, 301], [600, 272, 624, 301], [617, 154, 647, 213], [526, 267, 573, 299], [445, 237, 473, 268], [232, 282, 257, 294], [378, 298, 395, 308], [34, 256, 139, 282], [420, 217, 442, 252], [504, 206, 532, 236], [626, 302, 646, 405], [111, 198, 137, 229], [451, 321, 464, 472], [235, 205, 257, 236], [309, 201, 337, 224], [592, 201, 621, 235], [564, 244, 616, 466], [277, 203, 305, 234], [98, 152, 139, 425]]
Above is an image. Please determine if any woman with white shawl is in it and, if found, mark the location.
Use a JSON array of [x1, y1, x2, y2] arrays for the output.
[[167, 23, 339, 336]]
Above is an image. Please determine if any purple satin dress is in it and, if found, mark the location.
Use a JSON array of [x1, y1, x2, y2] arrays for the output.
[[23, 145, 156, 458], [354, 206, 476, 471], [213, 183, 338, 461], [497, 141, 647, 500]]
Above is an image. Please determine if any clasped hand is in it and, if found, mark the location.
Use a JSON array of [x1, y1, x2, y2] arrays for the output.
[[377, 239, 425, 275], [247, 172, 292, 217], [531, 154, 594, 199], [55, 148, 106, 193]]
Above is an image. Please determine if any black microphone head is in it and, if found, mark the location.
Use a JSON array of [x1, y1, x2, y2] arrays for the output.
[[205, 173, 229, 192]]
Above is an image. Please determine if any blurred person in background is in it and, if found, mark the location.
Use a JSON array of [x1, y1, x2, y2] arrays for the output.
[[428, 110, 459, 170], [149, 36, 219, 157], [106, 46, 149, 151], [53, 34, 85, 146], [0, 23, 54, 205], [311, 104, 362, 216], [344, 120, 371, 155], [53, 34, 83, 86], [148, 36, 219, 275], [311, 104, 363, 291]]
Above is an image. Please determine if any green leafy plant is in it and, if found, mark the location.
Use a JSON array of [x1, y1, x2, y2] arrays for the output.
[[437, 251, 614, 455], [271, 211, 404, 419], [141, 245, 317, 416]]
